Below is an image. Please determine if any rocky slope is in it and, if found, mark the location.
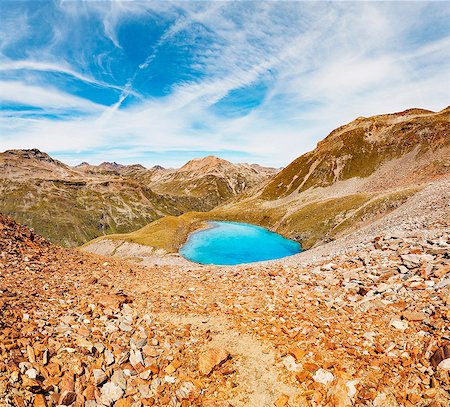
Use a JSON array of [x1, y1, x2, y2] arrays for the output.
[[146, 156, 277, 210], [0, 150, 275, 247], [1, 212, 449, 406], [85, 107, 449, 254]]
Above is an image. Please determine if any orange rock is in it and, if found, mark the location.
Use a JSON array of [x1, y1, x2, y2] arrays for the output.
[[407, 393, 421, 404], [434, 265, 450, 278], [274, 394, 289, 407], [198, 348, 230, 376], [59, 371, 75, 392], [148, 364, 159, 375], [115, 398, 132, 407], [46, 362, 61, 377], [33, 394, 47, 407], [165, 363, 177, 374], [13, 396, 26, 407], [59, 390, 76, 406], [83, 384, 98, 400], [296, 370, 310, 382], [27, 345, 36, 363], [288, 347, 306, 362], [96, 294, 124, 309], [303, 362, 319, 372], [430, 342, 450, 368], [327, 374, 352, 406]]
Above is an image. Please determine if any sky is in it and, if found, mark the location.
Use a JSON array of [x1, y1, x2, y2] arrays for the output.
[[0, 1, 449, 168]]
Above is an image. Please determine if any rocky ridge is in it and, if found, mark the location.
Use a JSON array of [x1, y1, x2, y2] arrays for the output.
[[1, 212, 449, 406], [145, 156, 277, 210]]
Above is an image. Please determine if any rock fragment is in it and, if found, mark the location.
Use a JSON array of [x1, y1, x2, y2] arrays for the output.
[[198, 348, 230, 376]]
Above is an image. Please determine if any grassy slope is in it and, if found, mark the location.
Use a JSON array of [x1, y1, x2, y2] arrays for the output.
[[87, 186, 420, 253]]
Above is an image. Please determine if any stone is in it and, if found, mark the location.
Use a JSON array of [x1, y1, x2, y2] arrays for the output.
[[94, 342, 105, 353], [27, 345, 36, 363], [25, 368, 37, 379], [33, 394, 47, 407], [59, 390, 77, 406], [101, 381, 124, 405], [130, 349, 144, 367], [431, 342, 450, 368], [401, 254, 434, 268], [42, 349, 48, 365], [13, 396, 26, 407], [312, 369, 334, 386], [327, 379, 352, 406], [176, 381, 195, 401], [119, 322, 133, 332], [274, 394, 289, 407], [437, 358, 450, 371], [59, 371, 75, 392], [390, 319, 408, 331], [83, 384, 98, 400], [104, 349, 114, 366], [115, 399, 132, 407], [138, 384, 152, 398], [402, 311, 428, 322], [165, 363, 176, 374], [398, 265, 409, 274], [288, 347, 306, 362], [117, 351, 130, 365], [198, 347, 230, 376], [97, 294, 124, 310], [435, 265, 450, 278], [282, 355, 302, 372], [111, 369, 127, 390], [93, 368, 108, 386]]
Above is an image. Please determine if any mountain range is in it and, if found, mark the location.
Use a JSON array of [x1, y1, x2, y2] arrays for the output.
[[0, 150, 276, 246]]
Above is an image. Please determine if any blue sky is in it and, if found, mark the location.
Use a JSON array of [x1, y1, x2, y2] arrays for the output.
[[0, 1, 449, 167]]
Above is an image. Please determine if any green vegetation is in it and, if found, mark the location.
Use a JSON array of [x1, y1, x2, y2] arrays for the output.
[[89, 186, 422, 253]]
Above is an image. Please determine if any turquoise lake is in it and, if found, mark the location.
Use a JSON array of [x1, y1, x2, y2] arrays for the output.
[[179, 221, 301, 265]]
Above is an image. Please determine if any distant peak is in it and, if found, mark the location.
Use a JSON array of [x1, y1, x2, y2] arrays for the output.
[[4, 148, 55, 163], [151, 165, 165, 170], [75, 162, 90, 167], [179, 155, 230, 172], [98, 162, 124, 170]]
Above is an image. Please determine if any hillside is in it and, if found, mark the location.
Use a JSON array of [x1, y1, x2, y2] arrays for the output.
[[147, 156, 277, 210], [83, 107, 450, 255], [0, 151, 275, 247]]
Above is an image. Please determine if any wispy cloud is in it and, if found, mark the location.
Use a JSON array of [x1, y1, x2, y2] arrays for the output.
[[0, 1, 449, 167], [0, 80, 103, 111]]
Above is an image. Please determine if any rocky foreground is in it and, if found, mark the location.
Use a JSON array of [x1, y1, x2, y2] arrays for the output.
[[0, 214, 449, 406]]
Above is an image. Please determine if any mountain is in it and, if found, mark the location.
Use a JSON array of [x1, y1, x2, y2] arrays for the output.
[[83, 106, 450, 255], [0, 151, 276, 247], [146, 156, 278, 209]]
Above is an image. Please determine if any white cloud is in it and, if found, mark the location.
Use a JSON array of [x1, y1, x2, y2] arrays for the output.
[[0, 80, 104, 111], [0, 60, 137, 94]]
